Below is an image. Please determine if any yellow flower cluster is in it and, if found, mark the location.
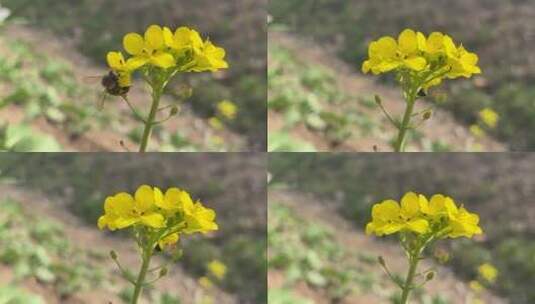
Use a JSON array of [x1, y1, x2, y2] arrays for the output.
[[365, 192, 482, 238], [98, 185, 218, 248], [107, 25, 229, 87], [362, 29, 481, 89]]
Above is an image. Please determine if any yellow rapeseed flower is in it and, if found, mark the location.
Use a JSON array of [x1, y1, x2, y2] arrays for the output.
[[98, 185, 218, 239], [123, 25, 176, 69], [362, 29, 481, 88], [470, 125, 485, 137], [217, 100, 238, 120], [199, 276, 213, 289], [207, 260, 227, 280], [478, 263, 498, 283], [479, 108, 499, 128], [470, 280, 484, 293], [106, 51, 140, 87], [366, 192, 482, 239]]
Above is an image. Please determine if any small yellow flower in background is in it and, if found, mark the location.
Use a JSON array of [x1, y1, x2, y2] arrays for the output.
[[199, 276, 213, 289], [98, 184, 218, 304], [209, 117, 224, 130], [470, 280, 485, 293], [479, 108, 499, 129], [207, 260, 227, 280], [478, 263, 498, 283], [217, 100, 238, 120], [470, 125, 485, 137]]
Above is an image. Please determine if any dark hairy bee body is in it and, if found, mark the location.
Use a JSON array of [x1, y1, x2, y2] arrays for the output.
[[101, 71, 130, 97]]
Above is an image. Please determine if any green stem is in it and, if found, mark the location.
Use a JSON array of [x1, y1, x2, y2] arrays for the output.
[[139, 87, 162, 152], [394, 93, 416, 152], [400, 253, 420, 304], [131, 247, 154, 304]]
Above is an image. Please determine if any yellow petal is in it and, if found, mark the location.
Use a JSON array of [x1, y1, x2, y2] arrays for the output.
[[375, 37, 398, 59], [163, 27, 175, 48], [398, 29, 418, 55], [106, 51, 125, 70], [150, 52, 176, 69], [158, 233, 179, 248], [400, 192, 420, 218], [374, 200, 400, 221], [145, 25, 165, 50], [126, 56, 149, 70], [135, 184, 155, 210], [404, 56, 427, 71], [406, 219, 429, 234], [140, 213, 166, 228], [123, 33, 145, 55]]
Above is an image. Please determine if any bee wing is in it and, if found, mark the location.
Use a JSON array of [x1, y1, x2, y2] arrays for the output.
[[83, 76, 102, 85], [96, 91, 108, 110]]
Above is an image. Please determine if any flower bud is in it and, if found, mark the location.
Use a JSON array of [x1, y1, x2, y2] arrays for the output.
[[159, 267, 168, 278], [423, 110, 432, 120], [170, 106, 179, 116], [425, 271, 435, 281], [110, 250, 118, 260], [374, 95, 382, 105], [378, 256, 386, 267]]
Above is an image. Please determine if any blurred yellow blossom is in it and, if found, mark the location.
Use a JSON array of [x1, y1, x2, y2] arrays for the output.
[[470, 125, 485, 137], [479, 108, 499, 129], [478, 263, 498, 283], [199, 276, 213, 289], [470, 280, 484, 293], [209, 117, 224, 130], [217, 100, 238, 120], [207, 260, 227, 280]]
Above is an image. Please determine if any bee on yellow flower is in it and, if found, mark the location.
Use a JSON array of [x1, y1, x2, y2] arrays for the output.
[[101, 24, 230, 152], [361, 29, 482, 151]]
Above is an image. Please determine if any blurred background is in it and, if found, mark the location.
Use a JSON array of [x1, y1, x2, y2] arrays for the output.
[[0, 153, 267, 304], [269, 153, 535, 303], [0, 0, 266, 152], [268, 0, 534, 152]]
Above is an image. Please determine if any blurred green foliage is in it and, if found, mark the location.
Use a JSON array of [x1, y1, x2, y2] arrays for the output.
[[270, 0, 535, 150], [269, 203, 376, 302], [269, 153, 535, 303], [0, 285, 44, 304], [2, 0, 267, 150], [0, 199, 105, 297]]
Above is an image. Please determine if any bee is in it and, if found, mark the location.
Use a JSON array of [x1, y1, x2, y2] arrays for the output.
[[84, 71, 130, 110]]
